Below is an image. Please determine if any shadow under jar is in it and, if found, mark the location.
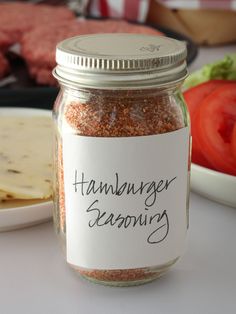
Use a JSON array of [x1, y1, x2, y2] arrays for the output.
[[53, 34, 190, 287]]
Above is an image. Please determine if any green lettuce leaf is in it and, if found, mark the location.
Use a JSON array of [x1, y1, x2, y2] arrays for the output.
[[184, 53, 236, 89]]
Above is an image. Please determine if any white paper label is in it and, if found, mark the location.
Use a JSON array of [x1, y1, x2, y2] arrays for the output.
[[63, 128, 189, 269]]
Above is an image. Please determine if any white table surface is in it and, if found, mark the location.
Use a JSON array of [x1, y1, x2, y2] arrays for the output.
[[1, 45, 236, 314]]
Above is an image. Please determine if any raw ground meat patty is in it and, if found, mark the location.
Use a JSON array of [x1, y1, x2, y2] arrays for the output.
[[28, 66, 55, 86], [21, 19, 163, 85], [0, 52, 9, 79], [0, 2, 75, 50], [0, 32, 14, 52]]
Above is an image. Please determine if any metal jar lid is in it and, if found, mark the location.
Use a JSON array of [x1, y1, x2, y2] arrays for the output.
[[53, 33, 187, 89]]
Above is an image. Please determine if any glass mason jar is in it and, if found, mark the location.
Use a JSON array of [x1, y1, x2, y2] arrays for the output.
[[53, 34, 190, 286]]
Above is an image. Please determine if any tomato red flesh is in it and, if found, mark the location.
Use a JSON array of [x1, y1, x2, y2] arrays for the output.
[[183, 80, 229, 118], [218, 113, 236, 143], [230, 123, 236, 160], [183, 80, 227, 168], [195, 83, 236, 175]]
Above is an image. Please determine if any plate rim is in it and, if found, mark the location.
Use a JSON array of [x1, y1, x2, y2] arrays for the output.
[[191, 162, 236, 208], [0, 199, 52, 214], [0, 106, 52, 116], [191, 162, 236, 181]]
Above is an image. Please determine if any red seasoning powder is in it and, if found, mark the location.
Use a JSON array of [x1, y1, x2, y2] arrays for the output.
[[53, 34, 190, 286]]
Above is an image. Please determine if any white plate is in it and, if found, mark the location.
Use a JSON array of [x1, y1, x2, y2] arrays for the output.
[[191, 163, 236, 208], [0, 107, 53, 231]]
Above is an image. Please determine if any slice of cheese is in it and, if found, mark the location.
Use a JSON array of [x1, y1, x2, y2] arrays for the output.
[[0, 189, 13, 201], [0, 116, 53, 200]]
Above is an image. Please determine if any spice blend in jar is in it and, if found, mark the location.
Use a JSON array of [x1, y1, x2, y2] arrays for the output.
[[53, 34, 190, 286]]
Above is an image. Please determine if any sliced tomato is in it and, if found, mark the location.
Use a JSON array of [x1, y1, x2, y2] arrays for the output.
[[183, 80, 227, 168], [183, 80, 228, 118], [194, 83, 236, 176], [230, 123, 236, 160]]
